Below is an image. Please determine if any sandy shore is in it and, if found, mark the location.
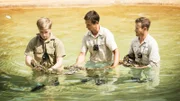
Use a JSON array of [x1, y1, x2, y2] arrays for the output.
[[0, 0, 180, 7]]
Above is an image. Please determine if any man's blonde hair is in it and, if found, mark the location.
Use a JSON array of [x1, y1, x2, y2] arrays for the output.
[[37, 17, 52, 30]]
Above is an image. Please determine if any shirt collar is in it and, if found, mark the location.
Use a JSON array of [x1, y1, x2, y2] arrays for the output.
[[37, 33, 55, 43], [143, 34, 150, 43], [136, 34, 150, 44]]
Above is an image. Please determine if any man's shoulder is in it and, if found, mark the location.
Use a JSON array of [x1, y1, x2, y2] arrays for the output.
[[53, 37, 63, 45], [50, 34, 61, 42], [29, 35, 39, 43], [99, 26, 113, 38], [147, 34, 158, 44], [131, 37, 138, 43], [84, 31, 91, 37], [101, 26, 111, 33]]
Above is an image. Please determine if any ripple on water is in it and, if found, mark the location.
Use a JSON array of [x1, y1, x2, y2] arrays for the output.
[[0, 5, 180, 101]]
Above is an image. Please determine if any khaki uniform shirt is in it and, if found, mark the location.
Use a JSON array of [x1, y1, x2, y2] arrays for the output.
[[81, 26, 117, 63], [129, 34, 160, 68], [25, 33, 66, 68]]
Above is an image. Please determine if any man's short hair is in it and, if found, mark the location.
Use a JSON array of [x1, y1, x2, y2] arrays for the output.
[[37, 17, 52, 30], [84, 10, 100, 24], [135, 17, 151, 30]]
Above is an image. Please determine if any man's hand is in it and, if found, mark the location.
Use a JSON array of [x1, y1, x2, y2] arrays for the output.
[[104, 65, 114, 69], [48, 68, 54, 72], [105, 65, 120, 78], [110, 63, 118, 69], [110, 66, 116, 69], [56, 67, 64, 73], [132, 64, 147, 69], [48, 67, 64, 74]]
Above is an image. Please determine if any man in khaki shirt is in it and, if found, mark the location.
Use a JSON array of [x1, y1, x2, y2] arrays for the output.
[[25, 17, 66, 73], [127, 17, 160, 86], [75, 10, 120, 83]]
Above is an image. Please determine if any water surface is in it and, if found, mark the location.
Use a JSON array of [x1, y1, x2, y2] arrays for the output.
[[0, 5, 180, 101]]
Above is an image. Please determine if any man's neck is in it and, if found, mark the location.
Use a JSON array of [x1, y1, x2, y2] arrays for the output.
[[39, 33, 51, 42], [92, 25, 100, 37], [139, 32, 148, 44]]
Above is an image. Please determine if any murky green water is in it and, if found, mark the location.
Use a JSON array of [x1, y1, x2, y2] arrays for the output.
[[0, 5, 180, 101]]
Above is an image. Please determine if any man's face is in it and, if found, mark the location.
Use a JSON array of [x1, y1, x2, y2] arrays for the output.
[[39, 29, 51, 40], [85, 20, 98, 32], [135, 22, 144, 36]]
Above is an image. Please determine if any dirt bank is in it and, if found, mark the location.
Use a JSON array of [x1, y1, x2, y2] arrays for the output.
[[0, 0, 180, 7]]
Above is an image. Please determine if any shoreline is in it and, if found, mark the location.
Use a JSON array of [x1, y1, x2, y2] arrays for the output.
[[0, 3, 180, 9], [0, 0, 180, 8]]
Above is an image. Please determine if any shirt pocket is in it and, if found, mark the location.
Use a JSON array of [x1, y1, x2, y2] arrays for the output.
[[86, 39, 93, 52], [98, 37, 105, 46], [46, 48, 55, 62], [46, 47, 55, 55], [132, 45, 138, 53], [34, 46, 44, 62], [143, 46, 149, 55], [142, 46, 149, 60], [34, 46, 43, 54], [98, 38, 106, 52]]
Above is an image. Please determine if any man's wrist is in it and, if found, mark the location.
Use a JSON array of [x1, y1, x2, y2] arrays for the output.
[[51, 66, 57, 70], [49, 68, 53, 71]]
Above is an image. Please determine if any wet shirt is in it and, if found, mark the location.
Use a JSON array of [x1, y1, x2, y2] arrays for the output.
[[25, 33, 66, 68], [128, 34, 160, 68], [81, 26, 117, 63]]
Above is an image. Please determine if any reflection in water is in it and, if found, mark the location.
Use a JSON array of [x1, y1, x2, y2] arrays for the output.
[[0, 5, 180, 101]]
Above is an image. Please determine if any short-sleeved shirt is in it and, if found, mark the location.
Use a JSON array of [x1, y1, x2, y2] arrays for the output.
[[81, 26, 117, 63], [129, 34, 160, 68], [25, 33, 66, 68]]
